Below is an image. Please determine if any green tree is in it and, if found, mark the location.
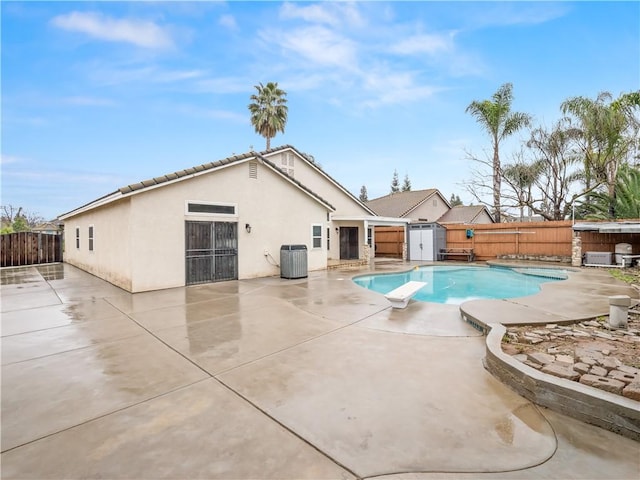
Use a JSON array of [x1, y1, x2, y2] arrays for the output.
[[561, 90, 640, 217], [401, 174, 411, 192], [502, 157, 544, 221], [248, 82, 288, 150], [359, 185, 368, 202], [582, 164, 640, 219], [449, 194, 463, 207], [390, 170, 400, 193], [466, 83, 532, 222]]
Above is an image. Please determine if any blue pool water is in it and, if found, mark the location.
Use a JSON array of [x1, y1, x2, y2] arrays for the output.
[[353, 266, 567, 305]]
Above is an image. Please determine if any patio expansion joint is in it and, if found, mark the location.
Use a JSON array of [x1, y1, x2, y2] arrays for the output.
[[104, 298, 364, 478], [0, 378, 211, 455]]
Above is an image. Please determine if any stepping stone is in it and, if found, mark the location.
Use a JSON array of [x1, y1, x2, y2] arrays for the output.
[[573, 362, 590, 375], [608, 370, 638, 385], [622, 381, 640, 401], [599, 357, 622, 371], [590, 366, 608, 377], [541, 362, 580, 381], [527, 352, 555, 366], [579, 374, 625, 395]]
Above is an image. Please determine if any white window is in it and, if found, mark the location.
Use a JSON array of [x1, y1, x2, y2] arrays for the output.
[[312, 224, 322, 249], [75, 227, 80, 249], [88, 225, 94, 251], [185, 201, 237, 217]]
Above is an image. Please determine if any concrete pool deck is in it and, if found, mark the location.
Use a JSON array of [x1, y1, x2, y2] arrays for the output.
[[1, 261, 639, 479]]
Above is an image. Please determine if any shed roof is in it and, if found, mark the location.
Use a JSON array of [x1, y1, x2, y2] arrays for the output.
[[573, 221, 640, 233], [365, 189, 445, 218], [59, 146, 336, 219]]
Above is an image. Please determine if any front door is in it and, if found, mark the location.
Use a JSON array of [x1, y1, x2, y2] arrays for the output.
[[185, 221, 238, 285], [339, 227, 359, 260]]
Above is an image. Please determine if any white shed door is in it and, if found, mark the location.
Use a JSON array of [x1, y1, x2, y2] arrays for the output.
[[409, 228, 434, 261]]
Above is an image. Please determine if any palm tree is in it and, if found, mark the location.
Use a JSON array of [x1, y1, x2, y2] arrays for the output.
[[583, 164, 640, 219], [466, 83, 532, 222], [248, 82, 288, 150], [561, 91, 640, 217]]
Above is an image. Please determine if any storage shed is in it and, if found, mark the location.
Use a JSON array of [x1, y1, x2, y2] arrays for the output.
[[407, 223, 446, 262]]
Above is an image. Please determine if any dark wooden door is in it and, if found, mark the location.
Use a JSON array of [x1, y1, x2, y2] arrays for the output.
[[339, 227, 359, 260], [185, 221, 237, 285]]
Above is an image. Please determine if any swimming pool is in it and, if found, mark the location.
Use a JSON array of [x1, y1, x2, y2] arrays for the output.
[[353, 266, 568, 305]]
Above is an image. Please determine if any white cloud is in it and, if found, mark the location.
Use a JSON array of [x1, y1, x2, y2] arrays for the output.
[[0, 154, 22, 165], [389, 32, 455, 56], [219, 14, 237, 30], [50, 11, 173, 49], [280, 2, 365, 28], [265, 26, 358, 70], [62, 96, 116, 107]]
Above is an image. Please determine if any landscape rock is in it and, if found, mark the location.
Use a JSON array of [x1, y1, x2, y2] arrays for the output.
[[573, 362, 590, 375], [541, 362, 580, 381], [527, 352, 555, 366], [555, 354, 574, 365], [589, 366, 608, 377], [599, 357, 622, 371], [608, 370, 637, 385], [579, 374, 625, 395], [622, 382, 640, 401]]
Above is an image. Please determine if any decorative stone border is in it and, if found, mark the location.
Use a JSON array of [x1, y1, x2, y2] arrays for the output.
[[485, 323, 640, 441]]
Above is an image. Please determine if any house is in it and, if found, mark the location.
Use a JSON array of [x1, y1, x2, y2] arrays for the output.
[[59, 146, 407, 293], [31, 221, 63, 235], [437, 205, 494, 225], [365, 189, 450, 222]]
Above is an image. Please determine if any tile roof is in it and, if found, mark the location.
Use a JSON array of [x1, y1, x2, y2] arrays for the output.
[[437, 205, 493, 224], [59, 146, 337, 219], [365, 189, 440, 218]]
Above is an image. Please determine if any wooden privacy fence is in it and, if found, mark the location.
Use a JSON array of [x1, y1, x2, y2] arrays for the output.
[[444, 221, 573, 262], [374, 226, 404, 258], [375, 221, 575, 262], [1, 232, 63, 267]]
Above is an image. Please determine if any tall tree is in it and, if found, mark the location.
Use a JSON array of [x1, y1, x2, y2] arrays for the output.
[[466, 83, 532, 222], [502, 156, 543, 221], [248, 82, 288, 150], [449, 194, 463, 207], [390, 170, 400, 193], [582, 164, 640, 219], [359, 185, 368, 202], [401, 174, 411, 192], [561, 90, 640, 217]]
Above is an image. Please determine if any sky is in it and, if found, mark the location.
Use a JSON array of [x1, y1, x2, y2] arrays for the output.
[[2, 1, 639, 221]]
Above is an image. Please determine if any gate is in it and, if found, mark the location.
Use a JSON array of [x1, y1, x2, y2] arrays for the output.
[[1, 232, 62, 267], [185, 221, 237, 285]]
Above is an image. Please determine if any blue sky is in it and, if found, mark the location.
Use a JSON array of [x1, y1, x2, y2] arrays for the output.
[[2, 1, 639, 220]]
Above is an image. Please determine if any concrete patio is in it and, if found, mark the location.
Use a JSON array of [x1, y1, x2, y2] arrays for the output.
[[1, 262, 638, 479]]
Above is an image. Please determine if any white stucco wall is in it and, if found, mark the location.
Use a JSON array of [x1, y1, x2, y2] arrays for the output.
[[63, 199, 133, 291], [266, 149, 374, 261], [266, 150, 371, 217], [123, 159, 329, 292]]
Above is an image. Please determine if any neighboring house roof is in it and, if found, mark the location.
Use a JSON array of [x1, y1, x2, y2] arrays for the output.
[[31, 221, 62, 232], [438, 205, 494, 224], [59, 146, 339, 219], [365, 189, 446, 218]]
